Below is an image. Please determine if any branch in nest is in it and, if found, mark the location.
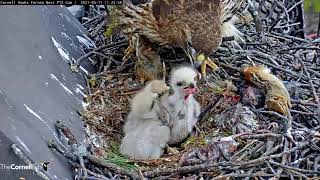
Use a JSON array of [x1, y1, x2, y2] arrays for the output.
[[247, 0, 265, 39], [86, 154, 140, 179], [269, 160, 320, 174], [72, 40, 128, 72], [143, 163, 223, 178], [297, 56, 320, 121], [234, 141, 310, 168]]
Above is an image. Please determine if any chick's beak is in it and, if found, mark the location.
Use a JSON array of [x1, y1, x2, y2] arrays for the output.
[[183, 83, 198, 100]]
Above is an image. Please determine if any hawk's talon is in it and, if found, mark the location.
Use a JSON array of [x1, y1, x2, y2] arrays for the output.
[[206, 57, 219, 71], [201, 61, 207, 77], [200, 57, 218, 76]]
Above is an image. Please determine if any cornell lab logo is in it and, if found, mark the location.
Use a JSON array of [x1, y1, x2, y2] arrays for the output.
[[42, 161, 50, 171], [0, 161, 50, 171]]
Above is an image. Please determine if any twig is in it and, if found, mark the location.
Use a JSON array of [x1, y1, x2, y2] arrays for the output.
[[47, 140, 77, 163], [234, 141, 309, 167], [297, 57, 320, 105], [279, 46, 320, 52], [274, 138, 288, 178], [237, 133, 282, 139], [143, 163, 221, 178], [266, 161, 277, 175], [211, 172, 264, 179], [247, 0, 265, 39], [91, 51, 121, 64], [291, 100, 319, 107], [291, 110, 317, 115], [262, 143, 282, 157], [313, 156, 320, 178], [268, 32, 310, 43], [108, 62, 134, 74], [217, 62, 241, 72], [297, 57, 320, 120], [79, 155, 88, 178], [286, 111, 294, 143], [237, 141, 265, 161], [86, 169, 110, 180], [86, 154, 140, 179], [230, 140, 257, 160], [73, 40, 127, 70], [286, 169, 309, 179], [258, 110, 288, 121], [269, 160, 320, 174], [90, 20, 107, 37], [248, 50, 279, 66], [83, 14, 104, 26]]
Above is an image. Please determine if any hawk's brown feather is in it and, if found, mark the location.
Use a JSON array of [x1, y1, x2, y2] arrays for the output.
[[114, 0, 244, 80], [116, 0, 243, 52], [150, 0, 222, 54]]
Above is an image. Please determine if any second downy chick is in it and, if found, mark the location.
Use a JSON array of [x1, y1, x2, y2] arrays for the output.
[[120, 119, 170, 160], [124, 79, 171, 134], [120, 80, 171, 160]]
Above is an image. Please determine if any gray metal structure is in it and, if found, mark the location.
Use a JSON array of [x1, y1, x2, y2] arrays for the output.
[[0, 6, 95, 179]]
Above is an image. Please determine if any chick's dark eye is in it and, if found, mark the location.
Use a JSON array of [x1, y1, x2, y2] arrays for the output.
[[176, 82, 183, 86]]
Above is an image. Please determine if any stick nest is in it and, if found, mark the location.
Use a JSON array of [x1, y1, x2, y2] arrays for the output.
[[50, 1, 320, 179]]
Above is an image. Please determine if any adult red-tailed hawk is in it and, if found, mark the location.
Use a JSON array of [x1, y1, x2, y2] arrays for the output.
[[114, 0, 244, 80]]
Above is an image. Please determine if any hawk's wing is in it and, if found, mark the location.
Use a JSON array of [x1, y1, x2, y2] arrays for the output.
[[150, 0, 190, 47], [151, 0, 222, 51], [220, 0, 245, 43], [115, 0, 169, 45], [151, 0, 181, 21]]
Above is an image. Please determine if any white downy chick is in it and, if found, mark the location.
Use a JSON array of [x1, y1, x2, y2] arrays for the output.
[[164, 66, 201, 144], [120, 80, 171, 160], [123, 80, 170, 134], [120, 119, 170, 160]]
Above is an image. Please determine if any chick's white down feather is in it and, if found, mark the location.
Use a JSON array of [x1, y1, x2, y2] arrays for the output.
[[163, 67, 201, 144], [121, 67, 202, 158], [123, 80, 170, 134], [120, 120, 170, 160], [120, 80, 171, 160]]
